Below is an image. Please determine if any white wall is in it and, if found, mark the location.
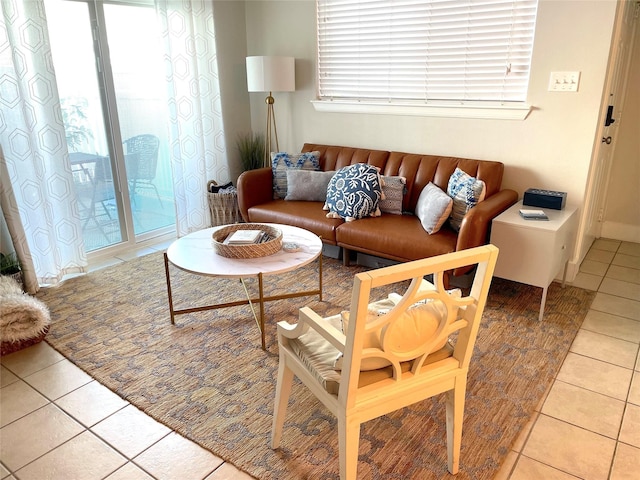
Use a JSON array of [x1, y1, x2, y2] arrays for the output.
[[243, 0, 620, 273], [213, 0, 253, 184], [244, 0, 317, 154]]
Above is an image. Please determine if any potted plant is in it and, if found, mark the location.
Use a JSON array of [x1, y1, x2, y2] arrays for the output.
[[61, 97, 94, 152], [0, 251, 22, 290], [236, 131, 266, 171]]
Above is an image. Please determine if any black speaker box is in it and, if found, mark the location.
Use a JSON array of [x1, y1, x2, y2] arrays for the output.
[[523, 188, 567, 210]]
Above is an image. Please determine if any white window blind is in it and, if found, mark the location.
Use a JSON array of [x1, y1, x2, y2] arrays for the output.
[[317, 0, 539, 104]]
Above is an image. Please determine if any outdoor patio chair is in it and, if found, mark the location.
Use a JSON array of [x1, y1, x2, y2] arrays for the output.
[[72, 153, 117, 241], [271, 244, 499, 479], [123, 134, 161, 206]]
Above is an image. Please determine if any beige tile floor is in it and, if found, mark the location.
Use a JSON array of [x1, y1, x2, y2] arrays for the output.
[[0, 239, 252, 480], [1, 238, 639, 479], [496, 239, 640, 480]]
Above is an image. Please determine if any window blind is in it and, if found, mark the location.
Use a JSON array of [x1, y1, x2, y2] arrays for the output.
[[317, 0, 539, 103]]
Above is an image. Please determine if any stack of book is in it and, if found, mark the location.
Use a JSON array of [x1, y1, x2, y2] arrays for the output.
[[224, 229, 271, 245], [519, 209, 549, 221]]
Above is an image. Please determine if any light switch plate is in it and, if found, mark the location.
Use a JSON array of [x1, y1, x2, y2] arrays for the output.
[[549, 71, 580, 92]]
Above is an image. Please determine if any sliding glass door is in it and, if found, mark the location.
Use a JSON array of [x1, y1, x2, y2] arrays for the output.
[[45, 0, 175, 252], [103, 2, 175, 239]]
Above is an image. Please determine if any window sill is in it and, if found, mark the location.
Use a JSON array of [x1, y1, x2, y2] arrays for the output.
[[311, 100, 532, 120]]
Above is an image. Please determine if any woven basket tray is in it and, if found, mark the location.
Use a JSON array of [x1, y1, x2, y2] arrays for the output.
[[212, 223, 282, 259]]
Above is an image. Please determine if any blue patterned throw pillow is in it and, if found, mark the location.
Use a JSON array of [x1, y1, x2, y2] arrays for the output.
[[271, 151, 320, 199], [447, 167, 486, 232], [324, 163, 383, 221]]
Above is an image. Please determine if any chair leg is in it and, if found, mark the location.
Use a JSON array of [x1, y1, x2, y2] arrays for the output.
[[129, 180, 138, 208], [100, 200, 113, 220], [150, 182, 164, 208], [271, 359, 294, 449], [338, 416, 360, 480], [445, 378, 466, 474]]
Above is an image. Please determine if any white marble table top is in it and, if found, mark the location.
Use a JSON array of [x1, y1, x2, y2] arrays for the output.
[[166, 223, 322, 278]]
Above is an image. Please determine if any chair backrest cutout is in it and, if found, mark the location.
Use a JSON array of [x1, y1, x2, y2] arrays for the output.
[[339, 245, 498, 400]]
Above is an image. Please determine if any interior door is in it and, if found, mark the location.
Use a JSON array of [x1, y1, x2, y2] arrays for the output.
[[578, 0, 637, 258]]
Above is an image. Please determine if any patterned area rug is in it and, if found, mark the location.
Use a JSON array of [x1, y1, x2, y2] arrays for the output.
[[38, 253, 595, 479]]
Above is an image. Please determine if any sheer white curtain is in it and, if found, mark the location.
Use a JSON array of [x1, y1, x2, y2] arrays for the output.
[[1, 0, 230, 289], [156, 0, 230, 236], [0, 0, 87, 292]]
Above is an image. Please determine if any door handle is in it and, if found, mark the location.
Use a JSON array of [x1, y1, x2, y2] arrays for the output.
[[602, 136, 612, 144], [605, 105, 616, 126]]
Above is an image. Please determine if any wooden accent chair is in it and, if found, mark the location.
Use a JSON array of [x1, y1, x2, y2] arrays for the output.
[[271, 244, 499, 479]]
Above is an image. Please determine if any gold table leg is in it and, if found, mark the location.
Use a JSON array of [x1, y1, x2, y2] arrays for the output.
[[165, 253, 323, 351], [240, 275, 267, 350], [164, 253, 175, 325]]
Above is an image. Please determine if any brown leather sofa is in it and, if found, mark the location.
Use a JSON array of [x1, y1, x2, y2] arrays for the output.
[[237, 143, 517, 279]]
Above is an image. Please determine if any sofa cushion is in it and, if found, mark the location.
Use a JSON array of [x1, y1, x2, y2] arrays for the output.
[[271, 151, 320, 199], [285, 170, 335, 202], [336, 214, 457, 261], [247, 200, 342, 244], [379, 175, 406, 215], [415, 182, 453, 234], [324, 163, 383, 221], [447, 167, 486, 232]]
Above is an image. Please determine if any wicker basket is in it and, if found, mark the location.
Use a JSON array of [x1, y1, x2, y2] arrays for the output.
[[212, 223, 282, 259], [207, 180, 243, 227]]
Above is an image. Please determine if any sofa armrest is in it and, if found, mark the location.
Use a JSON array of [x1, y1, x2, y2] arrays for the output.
[[453, 189, 518, 276], [237, 167, 273, 222]]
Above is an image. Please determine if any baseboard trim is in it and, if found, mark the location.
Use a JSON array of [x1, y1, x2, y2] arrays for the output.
[[564, 261, 579, 283]]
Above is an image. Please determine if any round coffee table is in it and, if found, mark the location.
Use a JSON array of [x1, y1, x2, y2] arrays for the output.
[[163, 223, 323, 349]]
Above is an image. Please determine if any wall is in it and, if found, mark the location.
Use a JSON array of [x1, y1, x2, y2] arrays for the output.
[[243, 0, 620, 275], [603, 15, 640, 242], [213, 0, 253, 184], [244, 0, 317, 154]]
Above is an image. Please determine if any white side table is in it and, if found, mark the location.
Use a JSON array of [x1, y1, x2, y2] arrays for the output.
[[490, 201, 578, 321]]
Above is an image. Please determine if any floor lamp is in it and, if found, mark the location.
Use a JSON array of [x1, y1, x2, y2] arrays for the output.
[[246, 56, 295, 167]]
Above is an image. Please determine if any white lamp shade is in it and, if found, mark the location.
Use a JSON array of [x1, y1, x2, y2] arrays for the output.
[[246, 56, 295, 93]]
